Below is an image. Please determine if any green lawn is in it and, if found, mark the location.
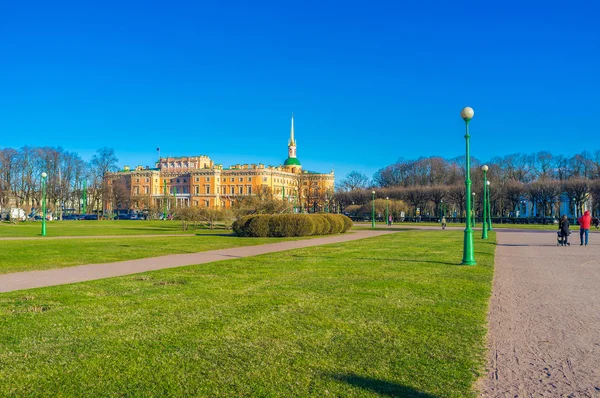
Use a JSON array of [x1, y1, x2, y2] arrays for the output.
[[0, 220, 218, 237], [0, 235, 304, 274], [0, 230, 495, 397], [353, 221, 563, 230]]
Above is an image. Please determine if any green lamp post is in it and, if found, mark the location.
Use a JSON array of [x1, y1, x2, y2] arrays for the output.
[[386, 196, 389, 226], [163, 179, 167, 220], [82, 180, 87, 215], [41, 172, 47, 236], [472, 192, 476, 227], [487, 180, 493, 231], [371, 190, 376, 228], [481, 165, 489, 239], [461, 106, 476, 265]]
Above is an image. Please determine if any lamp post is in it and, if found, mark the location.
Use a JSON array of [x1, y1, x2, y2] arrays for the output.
[[371, 190, 376, 228], [481, 165, 488, 239], [487, 180, 493, 231], [386, 197, 389, 226], [460, 106, 476, 265], [82, 180, 87, 215], [41, 172, 47, 236], [163, 179, 167, 220], [472, 192, 476, 227]]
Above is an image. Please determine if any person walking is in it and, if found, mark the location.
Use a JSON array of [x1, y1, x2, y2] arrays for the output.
[[578, 210, 592, 246], [441, 216, 447, 230], [559, 215, 570, 246]]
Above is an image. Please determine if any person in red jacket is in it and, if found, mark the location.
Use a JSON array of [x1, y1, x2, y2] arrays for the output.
[[578, 210, 592, 246]]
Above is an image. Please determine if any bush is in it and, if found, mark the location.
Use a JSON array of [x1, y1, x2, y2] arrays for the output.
[[312, 215, 331, 235], [246, 215, 271, 238], [233, 214, 350, 237], [232, 215, 257, 237], [294, 214, 316, 236], [340, 215, 353, 232], [269, 214, 296, 237], [321, 214, 344, 234]]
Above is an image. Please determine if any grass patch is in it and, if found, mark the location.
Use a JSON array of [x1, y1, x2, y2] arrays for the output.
[[0, 235, 304, 274], [353, 221, 565, 231], [0, 220, 223, 237], [0, 230, 495, 396]]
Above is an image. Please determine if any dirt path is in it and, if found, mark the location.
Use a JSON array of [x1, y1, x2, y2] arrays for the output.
[[480, 229, 600, 397], [0, 230, 395, 293]]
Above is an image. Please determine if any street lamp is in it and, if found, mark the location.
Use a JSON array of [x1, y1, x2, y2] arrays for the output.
[[472, 192, 476, 227], [386, 197, 389, 226], [481, 165, 488, 239], [163, 179, 167, 220], [371, 190, 376, 228], [486, 180, 493, 231], [460, 106, 476, 265], [41, 172, 47, 236]]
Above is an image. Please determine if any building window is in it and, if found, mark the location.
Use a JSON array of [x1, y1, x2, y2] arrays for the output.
[[204, 200, 210, 207], [239, 177, 243, 182], [263, 177, 267, 182], [193, 200, 198, 206], [248, 177, 252, 182], [231, 178, 235, 182], [134, 187, 139, 195], [239, 186, 244, 194], [205, 186, 210, 194], [195, 177, 199, 182], [206, 177, 210, 182], [136, 178, 139, 183], [230, 186, 235, 195], [144, 187, 149, 194], [195, 186, 199, 194], [183, 179, 187, 183], [177, 179, 180, 183], [248, 186, 252, 195]]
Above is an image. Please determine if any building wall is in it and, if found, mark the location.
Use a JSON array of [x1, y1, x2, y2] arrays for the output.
[[104, 159, 334, 212]]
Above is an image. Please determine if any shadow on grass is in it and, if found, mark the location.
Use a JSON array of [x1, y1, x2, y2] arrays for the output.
[[329, 373, 437, 397]]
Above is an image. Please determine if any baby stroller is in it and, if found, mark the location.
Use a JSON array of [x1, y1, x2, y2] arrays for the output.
[[557, 230, 570, 246]]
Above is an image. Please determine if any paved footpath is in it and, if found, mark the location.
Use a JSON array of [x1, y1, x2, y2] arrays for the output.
[[0, 230, 395, 293], [479, 229, 600, 397]]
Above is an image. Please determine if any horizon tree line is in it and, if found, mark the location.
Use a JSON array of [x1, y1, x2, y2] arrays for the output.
[[336, 151, 600, 219]]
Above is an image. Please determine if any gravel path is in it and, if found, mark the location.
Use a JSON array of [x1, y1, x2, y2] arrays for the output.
[[0, 230, 395, 293], [480, 229, 600, 397]]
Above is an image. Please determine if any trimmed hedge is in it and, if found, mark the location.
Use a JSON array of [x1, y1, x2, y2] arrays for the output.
[[233, 214, 353, 237]]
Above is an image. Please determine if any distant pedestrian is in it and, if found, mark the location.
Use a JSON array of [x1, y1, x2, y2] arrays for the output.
[[578, 210, 592, 246], [558, 215, 570, 246], [441, 216, 447, 230], [388, 215, 392, 226]]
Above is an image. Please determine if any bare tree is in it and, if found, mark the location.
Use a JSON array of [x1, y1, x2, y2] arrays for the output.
[[338, 171, 369, 191]]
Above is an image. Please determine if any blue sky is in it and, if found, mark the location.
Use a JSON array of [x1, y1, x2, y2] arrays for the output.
[[1, 0, 598, 182]]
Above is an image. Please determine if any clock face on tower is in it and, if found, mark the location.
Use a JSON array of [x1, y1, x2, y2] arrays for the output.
[[289, 146, 296, 157]]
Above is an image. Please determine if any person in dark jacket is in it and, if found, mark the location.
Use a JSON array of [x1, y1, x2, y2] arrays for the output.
[[559, 215, 570, 246], [578, 210, 592, 246]]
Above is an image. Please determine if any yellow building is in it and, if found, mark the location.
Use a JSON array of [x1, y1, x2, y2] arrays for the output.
[[104, 116, 335, 214]]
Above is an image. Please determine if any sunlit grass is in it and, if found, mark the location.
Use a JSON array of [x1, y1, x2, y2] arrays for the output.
[[0, 231, 495, 397]]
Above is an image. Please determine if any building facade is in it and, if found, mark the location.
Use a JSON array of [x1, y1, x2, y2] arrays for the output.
[[104, 116, 335, 213]]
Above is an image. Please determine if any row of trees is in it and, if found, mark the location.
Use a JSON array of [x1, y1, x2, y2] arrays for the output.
[[0, 146, 118, 216], [335, 179, 600, 220], [353, 151, 600, 190], [336, 151, 600, 220]]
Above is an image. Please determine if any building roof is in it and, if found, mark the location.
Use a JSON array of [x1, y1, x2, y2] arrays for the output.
[[283, 157, 302, 166]]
